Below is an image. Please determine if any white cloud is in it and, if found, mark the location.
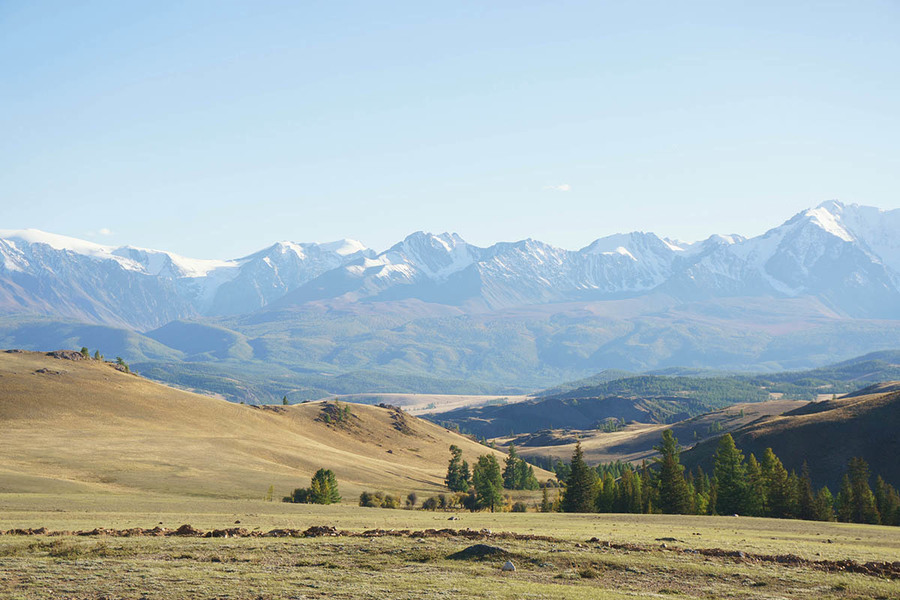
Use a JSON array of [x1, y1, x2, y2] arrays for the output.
[[543, 184, 572, 192], [98, 228, 113, 236]]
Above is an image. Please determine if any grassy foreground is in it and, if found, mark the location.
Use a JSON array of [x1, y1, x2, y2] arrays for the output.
[[1, 493, 898, 599]]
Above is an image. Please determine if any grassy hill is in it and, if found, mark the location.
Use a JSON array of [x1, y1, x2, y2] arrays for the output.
[[503, 399, 808, 467], [0, 350, 544, 500], [682, 384, 900, 489]]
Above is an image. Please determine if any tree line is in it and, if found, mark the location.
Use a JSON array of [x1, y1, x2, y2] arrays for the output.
[[555, 432, 900, 526]]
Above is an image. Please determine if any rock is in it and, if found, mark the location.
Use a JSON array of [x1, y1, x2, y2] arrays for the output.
[[448, 516, 459, 521], [45, 350, 86, 361], [502, 560, 516, 572]]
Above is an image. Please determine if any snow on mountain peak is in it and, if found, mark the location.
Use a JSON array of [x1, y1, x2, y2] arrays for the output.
[[803, 206, 854, 242], [319, 238, 368, 256]]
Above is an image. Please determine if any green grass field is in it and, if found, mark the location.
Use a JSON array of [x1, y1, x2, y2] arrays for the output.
[[1, 492, 898, 599]]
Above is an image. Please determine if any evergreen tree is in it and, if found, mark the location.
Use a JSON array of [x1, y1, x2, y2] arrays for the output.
[[445, 445, 470, 492], [760, 448, 794, 518], [93, 350, 101, 360], [540, 486, 552, 512], [640, 460, 655, 514], [873, 477, 900, 526], [847, 457, 880, 524], [503, 444, 520, 489], [744, 454, 766, 517], [308, 468, 341, 504], [835, 474, 853, 522], [797, 463, 818, 521], [616, 468, 642, 513], [815, 486, 834, 521], [80, 347, 90, 359], [713, 434, 746, 515], [596, 472, 615, 513], [561, 442, 596, 513], [501, 444, 540, 490], [654, 430, 691, 514], [282, 396, 289, 406], [472, 454, 504, 512]]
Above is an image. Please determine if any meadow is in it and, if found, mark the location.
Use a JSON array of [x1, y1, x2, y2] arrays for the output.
[[1, 493, 898, 599]]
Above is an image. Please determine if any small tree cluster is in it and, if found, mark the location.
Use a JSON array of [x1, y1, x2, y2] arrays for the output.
[[502, 444, 540, 490], [283, 468, 341, 505], [359, 491, 400, 509], [444, 445, 471, 492]]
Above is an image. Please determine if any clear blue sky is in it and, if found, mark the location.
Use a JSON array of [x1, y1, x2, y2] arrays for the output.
[[2, 1, 898, 257]]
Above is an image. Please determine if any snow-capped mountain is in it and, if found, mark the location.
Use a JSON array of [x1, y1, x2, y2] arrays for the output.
[[1, 201, 899, 330], [0, 229, 373, 328]]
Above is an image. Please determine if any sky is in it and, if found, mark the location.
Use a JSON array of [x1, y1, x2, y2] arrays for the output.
[[1, 1, 899, 258]]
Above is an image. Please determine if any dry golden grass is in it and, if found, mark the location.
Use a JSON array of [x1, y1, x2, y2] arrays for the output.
[[332, 392, 531, 415], [0, 351, 551, 500], [0, 495, 898, 599]]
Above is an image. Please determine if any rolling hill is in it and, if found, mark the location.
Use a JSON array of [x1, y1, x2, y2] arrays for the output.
[[502, 399, 808, 467], [681, 384, 900, 489], [0, 350, 543, 499], [430, 350, 900, 438]]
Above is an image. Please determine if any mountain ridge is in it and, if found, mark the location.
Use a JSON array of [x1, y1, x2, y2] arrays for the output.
[[4, 201, 900, 399], [4, 201, 900, 329]]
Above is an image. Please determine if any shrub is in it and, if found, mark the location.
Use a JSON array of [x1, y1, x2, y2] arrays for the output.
[[511, 501, 528, 513], [421, 497, 439, 511], [284, 488, 310, 503]]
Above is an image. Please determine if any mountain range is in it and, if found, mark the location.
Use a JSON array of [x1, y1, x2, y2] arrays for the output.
[[3, 201, 900, 400]]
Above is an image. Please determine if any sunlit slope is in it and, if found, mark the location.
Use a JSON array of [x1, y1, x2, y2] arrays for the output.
[[0, 351, 534, 499]]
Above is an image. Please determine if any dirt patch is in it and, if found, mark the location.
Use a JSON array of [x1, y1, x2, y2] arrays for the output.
[[585, 537, 900, 579], [447, 544, 511, 560]]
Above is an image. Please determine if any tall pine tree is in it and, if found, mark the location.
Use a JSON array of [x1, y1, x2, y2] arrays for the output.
[[713, 434, 747, 515], [562, 442, 596, 513], [654, 430, 691, 514]]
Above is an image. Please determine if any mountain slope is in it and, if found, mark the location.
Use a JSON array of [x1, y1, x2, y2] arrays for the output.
[[682, 385, 900, 489], [0, 351, 536, 498]]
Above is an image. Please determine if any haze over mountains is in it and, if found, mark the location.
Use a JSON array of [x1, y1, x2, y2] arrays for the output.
[[3, 201, 900, 400]]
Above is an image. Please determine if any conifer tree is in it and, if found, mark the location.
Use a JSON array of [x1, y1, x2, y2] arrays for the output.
[[503, 444, 520, 489], [654, 430, 691, 514], [797, 463, 818, 521], [835, 474, 853, 522], [713, 434, 746, 515], [847, 457, 880, 524], [596, 472, 615, 513], [760, 448, 795, 518], [445, 445, 470, 492], [308, 468, 341, 504], [815, 486, 834, 521], [561, 442, 596, 513], [744, 454, 766, 517], [472, 454, 504, 512], [540, 485, 552, 512], [640, 460, 655, 513]]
